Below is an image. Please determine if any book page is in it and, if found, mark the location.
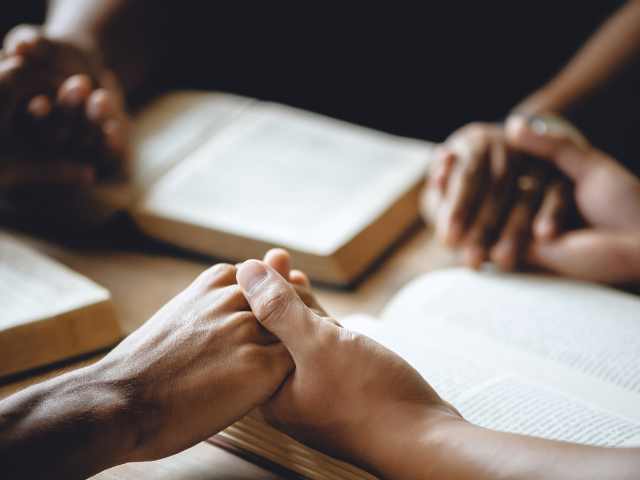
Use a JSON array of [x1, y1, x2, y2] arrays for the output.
[[138, 103, 433, 255], [378, 268, 640, 421], [93, 91, 252, 208], [0, 234, 110, 330], [344, 315, 640, 447]]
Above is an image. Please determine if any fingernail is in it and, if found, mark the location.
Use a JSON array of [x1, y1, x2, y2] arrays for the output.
[[86, 99, 102, 122], [237, 261, 269, 293]]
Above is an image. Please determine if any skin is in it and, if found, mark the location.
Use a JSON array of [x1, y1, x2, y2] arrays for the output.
[[1, 248, 639, 478], [237, 259, 640, 480], [423, 0, 640, 271], [506, 115, 640, 284], [0, 0, 168, 190], [0, 250, 303, 480]]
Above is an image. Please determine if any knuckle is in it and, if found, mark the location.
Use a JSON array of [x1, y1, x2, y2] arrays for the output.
[[196, 263, 236, 288], [237, 343, 266, 368], [258, 286, 291, 329], [225, 311, 257, 335]]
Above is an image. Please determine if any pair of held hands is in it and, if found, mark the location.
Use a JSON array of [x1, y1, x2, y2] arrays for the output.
[[423, 114, 640, 284], [3, 25, 640, 285], [44, 248, 459, 479], [0, 24, 130, 189]]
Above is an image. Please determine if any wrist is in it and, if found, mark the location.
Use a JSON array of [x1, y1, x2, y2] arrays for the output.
[[0, 364, 141, 479], [40, 23, 107, 75], [354, 403, 467, 480], [48, 364, 142, 470]]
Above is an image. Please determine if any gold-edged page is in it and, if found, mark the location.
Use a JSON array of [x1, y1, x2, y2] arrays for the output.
[[0, 232, 111, 330], [92, 91, 254, 211], [217, 410, 378, 480], [135, 102, 434, 256]]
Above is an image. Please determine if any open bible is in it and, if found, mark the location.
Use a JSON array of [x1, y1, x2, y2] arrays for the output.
[[212, 268, 640, 479], [87, 92, 433, 286], [0, 233, 123, 377]]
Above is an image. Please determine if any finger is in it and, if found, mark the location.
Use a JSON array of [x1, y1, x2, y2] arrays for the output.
[[0, 159, 94, 190], [459, 144, 519, 268], [436, 139, 490, 246], [196, 263, 238, 288], [527, 230, 640, 284], [238, 260, 331, 357], [101, 118, 128, 158], [289, 269, 310, 288], [0, 57, 65, 141], [57, 74, 93, 109], [430, 146, 456, 194], [422, 148, 455, 226], [263, 247, 292, 280], [291, 284, 328, 317], [47, 74, 94, 148], [25, 94, 52, 120], [3, 24, 50, 58], [262, 250, 321, 312], [86, 88, 120, 124], [489, 169, 545, 270], [505, 114, 600, 182], [489, 194, 538, 271], [86, 88, 130, 160], [532, 179, 571, 241]]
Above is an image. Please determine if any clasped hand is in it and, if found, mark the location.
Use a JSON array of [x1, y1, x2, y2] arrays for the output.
[[0, 25, 130, 191], [115, 249, 461, 476], [422, 114, 640, 284], [1, 248, 460, 480]]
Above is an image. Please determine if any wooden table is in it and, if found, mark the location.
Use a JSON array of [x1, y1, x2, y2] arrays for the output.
[[0, 221, 459, 479]]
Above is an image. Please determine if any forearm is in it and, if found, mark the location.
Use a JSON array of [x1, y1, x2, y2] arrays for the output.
[[43, 0, 172, 90], [376, 414, 640, 480], [515, 0, 640, 119], [0, 364, 139, 480]]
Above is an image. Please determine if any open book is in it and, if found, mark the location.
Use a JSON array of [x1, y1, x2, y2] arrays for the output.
[[213, 268, 640, 479], [88, 92, 433, 286], [0, 233, 123, 377]]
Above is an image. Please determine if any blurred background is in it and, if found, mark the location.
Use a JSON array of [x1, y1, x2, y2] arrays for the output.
[[2, 0, 629, 153]]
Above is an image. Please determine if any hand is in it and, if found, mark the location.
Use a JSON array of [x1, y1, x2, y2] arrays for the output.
[[97, 257, 299, 462], [236, 259, 463, 479], [506, 114, 640, 284], [0, 252, 297, 480], [422, 122, 572, 270], [0, 24, 131, 190]]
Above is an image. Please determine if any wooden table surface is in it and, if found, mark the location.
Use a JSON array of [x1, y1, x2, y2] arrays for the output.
[[0, 221, 459, 479]]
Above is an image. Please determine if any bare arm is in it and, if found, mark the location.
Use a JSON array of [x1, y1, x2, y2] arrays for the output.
[[0, 256, 296, 480], [236, 259, 640, 480], [422, 1, 640, 270], [386, 416, 640, 480], [0, 365, 139, 480], [515, 0, 640, 122], [43, 0, 172, 91]]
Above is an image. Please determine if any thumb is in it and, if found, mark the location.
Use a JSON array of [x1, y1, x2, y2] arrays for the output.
[[505, 114, 601, 182], [237, 260, 320, 355]]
